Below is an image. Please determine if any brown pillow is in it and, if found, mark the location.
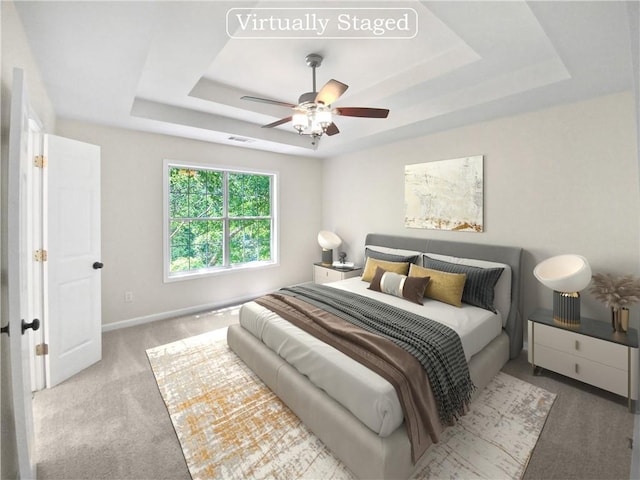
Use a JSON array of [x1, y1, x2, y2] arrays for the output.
[[368, 266, 387, 291], [401, 275, 432, 305], [361, 257, 410, 282], [369, 267, 431, 305], [409, 264, 466, 307]]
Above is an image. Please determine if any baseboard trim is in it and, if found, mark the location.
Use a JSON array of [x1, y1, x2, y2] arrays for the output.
[[101, 290, 272, 333]]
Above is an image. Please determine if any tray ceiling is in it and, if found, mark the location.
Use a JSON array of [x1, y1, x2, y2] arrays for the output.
[[14, 1, 637, 158]]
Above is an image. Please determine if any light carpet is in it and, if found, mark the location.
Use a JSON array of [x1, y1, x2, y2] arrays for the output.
[[147, 329, 556, 480]]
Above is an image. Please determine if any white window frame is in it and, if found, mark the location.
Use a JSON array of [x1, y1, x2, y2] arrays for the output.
[[163, 159, 279, 282]]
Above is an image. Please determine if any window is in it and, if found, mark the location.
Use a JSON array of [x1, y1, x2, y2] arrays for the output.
[[164, 161, 277, 280]]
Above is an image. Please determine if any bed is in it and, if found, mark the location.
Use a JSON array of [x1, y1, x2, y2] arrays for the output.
[[227, 233, 523, 479]]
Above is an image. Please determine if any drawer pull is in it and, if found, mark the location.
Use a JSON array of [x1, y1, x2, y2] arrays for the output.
[[575, 363, 579, 374], [575, 340, 580, 351]]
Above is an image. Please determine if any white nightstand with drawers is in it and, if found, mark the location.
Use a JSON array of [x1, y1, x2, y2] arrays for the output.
[[313, 263, 362, 284], [528, 308, 638, 411]]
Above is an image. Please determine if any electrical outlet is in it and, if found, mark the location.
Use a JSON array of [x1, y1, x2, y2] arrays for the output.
[[124, 291, 133, 303]]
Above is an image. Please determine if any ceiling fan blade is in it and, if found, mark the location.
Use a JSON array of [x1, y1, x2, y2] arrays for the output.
[[262, 116, 292, 128], [241, 95, 297, 109], [315, 79, 349, 105], [335, 107, 389, 118], [325, 122, 340, 136]]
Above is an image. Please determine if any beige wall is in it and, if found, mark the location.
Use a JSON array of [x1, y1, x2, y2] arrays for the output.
[[57, 120, 323, 327], [322, 91, 640, 328]]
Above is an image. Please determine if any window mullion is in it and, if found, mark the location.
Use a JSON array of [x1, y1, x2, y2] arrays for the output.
[[223, 171, 230, 267]]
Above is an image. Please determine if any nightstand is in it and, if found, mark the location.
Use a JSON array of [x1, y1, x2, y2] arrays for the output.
[[528, 308, 638, 411], [313, 263, 362, 284]]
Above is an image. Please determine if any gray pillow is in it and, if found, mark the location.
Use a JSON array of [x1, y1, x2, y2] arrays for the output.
[[423, 256, 504, 313], [365, 248, 419, 265]]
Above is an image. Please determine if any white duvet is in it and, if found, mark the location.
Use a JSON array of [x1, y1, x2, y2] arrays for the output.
[[239, 276, 502, 437]]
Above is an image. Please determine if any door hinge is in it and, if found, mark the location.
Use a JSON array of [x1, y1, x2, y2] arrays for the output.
[[35, 343, 49, 356], [34, 155, 47, 168], [34, 249, 48, 262]]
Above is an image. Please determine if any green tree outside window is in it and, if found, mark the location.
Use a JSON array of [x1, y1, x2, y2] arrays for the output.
[[167, 166, 275, 275]]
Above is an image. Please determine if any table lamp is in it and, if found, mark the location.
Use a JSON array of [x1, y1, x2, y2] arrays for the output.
[[534, 254, 592, 324], [318, 231, 342, 266]]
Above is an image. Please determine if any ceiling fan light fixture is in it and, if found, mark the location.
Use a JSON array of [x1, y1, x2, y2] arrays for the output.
[[292, 111, 308, 133], [310, 119, 324, 136], [315, 108, 332, 130], [292, 104, 332, 137]]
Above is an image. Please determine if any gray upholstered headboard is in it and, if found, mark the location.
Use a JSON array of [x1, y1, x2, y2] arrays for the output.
[[365, 233, 523, 359]]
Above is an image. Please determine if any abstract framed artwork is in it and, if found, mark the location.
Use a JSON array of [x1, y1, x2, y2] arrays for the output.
[[404, 155, 484, 232]]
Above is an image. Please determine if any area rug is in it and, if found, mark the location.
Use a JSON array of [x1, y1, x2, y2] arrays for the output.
[[147, 328, 556, 480]]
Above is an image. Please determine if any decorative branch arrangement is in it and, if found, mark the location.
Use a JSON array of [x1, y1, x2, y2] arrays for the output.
[[590, 273, 640, 310], [590, 273, 640, 332]]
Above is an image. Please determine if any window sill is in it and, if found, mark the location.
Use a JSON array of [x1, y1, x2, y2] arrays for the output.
[[164, 260, 279, 283]]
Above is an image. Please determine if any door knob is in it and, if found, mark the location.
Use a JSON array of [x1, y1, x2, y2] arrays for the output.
[[93, 262, 104, 269], [1, 324, 9, 336], [22, 318, 40, 334]]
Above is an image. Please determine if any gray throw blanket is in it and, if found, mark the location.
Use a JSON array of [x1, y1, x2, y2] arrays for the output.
[[279, 283, 475, 425]]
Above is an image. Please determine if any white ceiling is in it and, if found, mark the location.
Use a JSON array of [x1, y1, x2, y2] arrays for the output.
[[14, 1, 637, 158]]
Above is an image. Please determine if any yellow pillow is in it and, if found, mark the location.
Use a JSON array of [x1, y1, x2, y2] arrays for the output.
[[409, 264, 466, 307], [362, 258, 410, 282]]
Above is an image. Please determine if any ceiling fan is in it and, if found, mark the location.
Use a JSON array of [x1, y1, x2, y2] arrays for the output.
[[241, 53, 389, 146]]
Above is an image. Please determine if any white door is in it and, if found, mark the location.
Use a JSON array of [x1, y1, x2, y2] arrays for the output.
[[7, 67, 37, 479], [44, 134, 102, 387]]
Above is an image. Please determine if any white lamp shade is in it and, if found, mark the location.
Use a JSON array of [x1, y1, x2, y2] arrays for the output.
[[317, 231, 342, 250], [534, 254, 592, 292]]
